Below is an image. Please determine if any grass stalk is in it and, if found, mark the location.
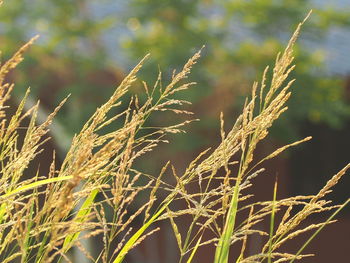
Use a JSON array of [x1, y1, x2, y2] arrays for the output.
[[289, 198, 350, 263], [267, 179, 278, 263]]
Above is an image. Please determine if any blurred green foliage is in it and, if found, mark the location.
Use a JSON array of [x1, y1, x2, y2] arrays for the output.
[[0, 0, 118, 137], [0, 0, 350, 149], [125, 0, 350, 140]]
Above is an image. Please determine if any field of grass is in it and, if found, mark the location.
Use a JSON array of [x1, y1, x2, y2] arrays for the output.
[[0, 8, 348, 263]]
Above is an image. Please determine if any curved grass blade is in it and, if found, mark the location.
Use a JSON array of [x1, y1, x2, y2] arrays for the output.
[[268, 179, 278, 263], [62, 188, 99, 252], [214, 180, 240, 263], [113, 199, 172, 263], [0, 176, 73, 199], [186, 236, 202, 263]]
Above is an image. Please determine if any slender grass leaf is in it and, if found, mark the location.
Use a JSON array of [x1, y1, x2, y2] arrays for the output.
[[62, 188, 99, 252], [113, 199, 172, 263], [268, 179, 278, 263], [0, 176, 72, 199], [186, 236, 202, 263]]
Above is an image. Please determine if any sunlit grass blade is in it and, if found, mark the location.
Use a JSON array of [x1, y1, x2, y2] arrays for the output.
[[186, 236, 202, 263], [62, 188, 99, 252], [214, 180, 241, 263], [113, 199, 172, 263], [268, 179, 278, 263], [0, 176, 73, 199], [0, 203, 7, 224]]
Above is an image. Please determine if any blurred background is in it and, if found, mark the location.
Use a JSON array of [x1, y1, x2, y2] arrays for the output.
[[1, 0, 349, 262]]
